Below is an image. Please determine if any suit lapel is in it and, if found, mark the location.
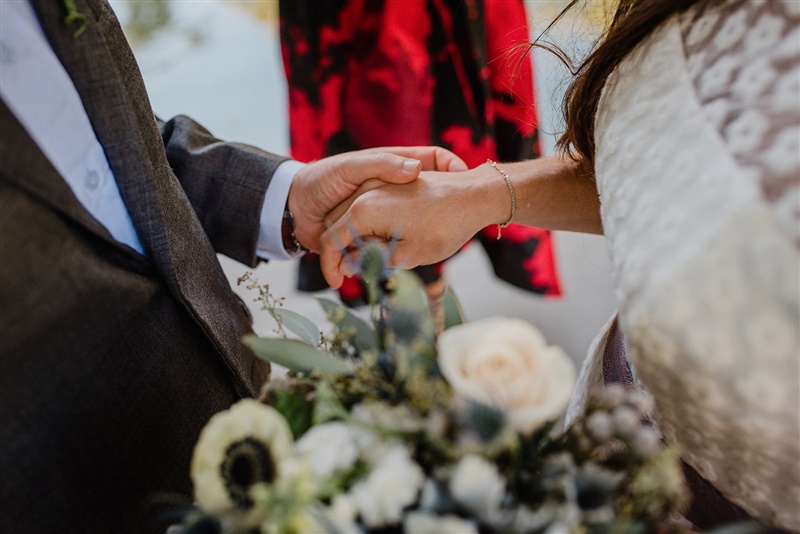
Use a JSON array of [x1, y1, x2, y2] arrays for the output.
[[28, 0, 167, 261], [24, 0, 266, 396]]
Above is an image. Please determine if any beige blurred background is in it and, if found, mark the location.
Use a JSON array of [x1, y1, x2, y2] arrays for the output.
[[111, 0, 617, 365]]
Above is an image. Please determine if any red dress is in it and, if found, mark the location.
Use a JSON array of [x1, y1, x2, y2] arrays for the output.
[[280, 0, 561, 305]]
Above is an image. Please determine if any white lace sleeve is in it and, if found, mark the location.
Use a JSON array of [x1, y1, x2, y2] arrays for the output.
[[588, 0, 800, 529]]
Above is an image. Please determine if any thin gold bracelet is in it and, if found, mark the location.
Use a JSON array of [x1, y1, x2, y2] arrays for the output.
[[487, 159, 516, 239]]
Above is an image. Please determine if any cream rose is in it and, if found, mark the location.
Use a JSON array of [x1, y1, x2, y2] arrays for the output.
[[438, 317, 576, 434]]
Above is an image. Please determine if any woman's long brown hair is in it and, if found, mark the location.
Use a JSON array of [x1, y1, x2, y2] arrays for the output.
[[541, 0, 717, 164]]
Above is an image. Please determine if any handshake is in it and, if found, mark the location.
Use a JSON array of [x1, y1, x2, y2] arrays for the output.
[[286, 147, 599, 290], [286, 146, 513, 291]]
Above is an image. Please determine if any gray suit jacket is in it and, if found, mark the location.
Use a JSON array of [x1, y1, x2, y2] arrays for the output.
[[0, 0, 283, 530]]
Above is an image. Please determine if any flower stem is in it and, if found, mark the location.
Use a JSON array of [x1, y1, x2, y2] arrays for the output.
[[63, 0, 88, 38]]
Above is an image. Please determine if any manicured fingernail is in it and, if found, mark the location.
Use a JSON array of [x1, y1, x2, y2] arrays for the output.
[[402, 159, 420, 172]]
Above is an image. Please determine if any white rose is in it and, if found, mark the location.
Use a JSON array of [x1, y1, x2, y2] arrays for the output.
[[438, 317, 576, 434]]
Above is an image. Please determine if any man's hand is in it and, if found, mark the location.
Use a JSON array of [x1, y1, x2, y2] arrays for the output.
[[287, 146, 467, 252]]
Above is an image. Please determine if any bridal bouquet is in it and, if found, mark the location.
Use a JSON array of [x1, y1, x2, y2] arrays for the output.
[[182, 243, 688, 534]]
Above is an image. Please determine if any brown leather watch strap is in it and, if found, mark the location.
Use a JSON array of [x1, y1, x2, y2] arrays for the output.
[[281, 209, 309, 257]]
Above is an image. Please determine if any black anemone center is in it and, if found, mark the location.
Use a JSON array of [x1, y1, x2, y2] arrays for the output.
[[220, 437, 275, 508]]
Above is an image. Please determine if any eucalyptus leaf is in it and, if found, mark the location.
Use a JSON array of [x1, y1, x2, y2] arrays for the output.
[[442, 285, 465, 330], [243, 336, 353, 374], [387, 270, 431, 318], [269, 308, 321, 346], [316, 297, 378, 353]]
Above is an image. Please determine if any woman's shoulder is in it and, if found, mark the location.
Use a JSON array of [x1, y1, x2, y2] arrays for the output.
[[595, 0, 798, 246], [591, 4, 800, 528]]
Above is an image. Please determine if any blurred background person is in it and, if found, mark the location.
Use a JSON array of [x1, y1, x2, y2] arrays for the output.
[[280, 0, 561, 312]]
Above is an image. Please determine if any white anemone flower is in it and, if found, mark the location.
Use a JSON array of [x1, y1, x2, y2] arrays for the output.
[[190, 399, 293, 527]]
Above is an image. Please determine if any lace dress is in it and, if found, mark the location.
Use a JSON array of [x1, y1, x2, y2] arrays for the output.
[[567, 0, 800, 529]]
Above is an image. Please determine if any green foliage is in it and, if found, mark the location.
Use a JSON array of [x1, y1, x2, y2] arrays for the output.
[[379, 270, 437, 389], [316, 297, 378, 354], [243, 337, 354, 375], [402, 363, 449, 415], [442, 285, 465, 330], [622, 445, 688, 520], [386, 270, 433, 324], [312, 381, 350, 425], [269, 308, 321, 346], [316, 461, 370, 501], [271, 388, 314, 440]]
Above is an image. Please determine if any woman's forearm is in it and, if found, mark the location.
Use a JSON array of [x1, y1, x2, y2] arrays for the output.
[[470, 155, 603, 235]]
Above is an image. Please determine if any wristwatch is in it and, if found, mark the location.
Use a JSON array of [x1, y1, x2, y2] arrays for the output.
[[281, 209, 309, 257]]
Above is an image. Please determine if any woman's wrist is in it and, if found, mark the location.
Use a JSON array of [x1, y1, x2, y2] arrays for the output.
[[486, 159, 518, 238], [468, 162, 518, 229], [499, 156, 602, 234]]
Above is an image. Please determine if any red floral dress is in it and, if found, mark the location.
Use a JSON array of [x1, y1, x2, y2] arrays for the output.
[[280, 0, 561, 305]]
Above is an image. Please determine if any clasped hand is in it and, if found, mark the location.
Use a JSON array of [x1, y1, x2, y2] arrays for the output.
[[286, 146, 482, 289], [290, 150, 602, 289]]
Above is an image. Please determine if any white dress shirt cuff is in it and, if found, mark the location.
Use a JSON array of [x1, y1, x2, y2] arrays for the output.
[[256, 159, 306, 260]]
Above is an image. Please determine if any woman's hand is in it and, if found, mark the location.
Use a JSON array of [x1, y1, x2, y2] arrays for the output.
[[319, 165, 507, 288]]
